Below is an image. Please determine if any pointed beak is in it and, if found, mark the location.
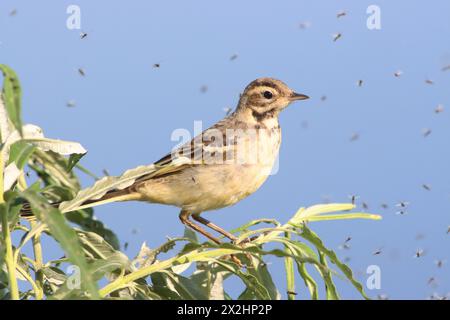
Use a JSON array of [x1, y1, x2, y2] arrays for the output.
[[289, 92, 310, 101]]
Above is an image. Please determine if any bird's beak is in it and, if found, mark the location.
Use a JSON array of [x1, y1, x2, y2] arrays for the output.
[[289, 92, 310, 101]]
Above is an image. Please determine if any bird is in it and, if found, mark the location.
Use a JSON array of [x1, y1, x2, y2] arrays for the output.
[[22, 78, 309, 245]]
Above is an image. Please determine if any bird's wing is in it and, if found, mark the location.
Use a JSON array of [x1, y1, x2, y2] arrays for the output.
[[134, 117, 236, 182]]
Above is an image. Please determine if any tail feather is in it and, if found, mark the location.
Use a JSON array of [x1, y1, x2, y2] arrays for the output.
[[20, 187, 142, 217]]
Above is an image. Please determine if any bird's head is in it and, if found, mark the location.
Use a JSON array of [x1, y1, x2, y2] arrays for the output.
[[237, 77, 309, 119]]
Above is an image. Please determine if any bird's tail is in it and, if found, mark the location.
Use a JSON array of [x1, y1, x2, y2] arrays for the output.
[[20, 188, 142, 217]]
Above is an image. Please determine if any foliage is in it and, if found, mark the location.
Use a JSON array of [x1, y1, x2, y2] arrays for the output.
[[0, 65, 381, 300]]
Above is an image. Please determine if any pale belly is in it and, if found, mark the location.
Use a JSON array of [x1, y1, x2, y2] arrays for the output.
[[137, 162, 276, 214]]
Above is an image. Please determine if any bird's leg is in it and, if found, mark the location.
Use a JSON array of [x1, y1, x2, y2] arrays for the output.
[[179, 210, 221, 244], [191, 214, 238, 242], [179, 210, 242, 266], [192, 215, 259, 247], [192, 214, 257, 268]]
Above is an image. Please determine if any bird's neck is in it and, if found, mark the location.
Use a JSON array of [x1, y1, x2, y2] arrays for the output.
[[235, 104, 280, 129]]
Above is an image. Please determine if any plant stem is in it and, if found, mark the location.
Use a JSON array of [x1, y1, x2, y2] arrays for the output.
[[30, 220, 44, 300], [17, 175, 44, 299], [284, 232, 296, 300], [16, 264, 40, 298], [1, 211, 19, 300], [0, 152, 20, 300]]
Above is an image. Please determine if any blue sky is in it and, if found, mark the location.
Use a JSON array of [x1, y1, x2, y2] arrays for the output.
[[1, 0, 449, 299]]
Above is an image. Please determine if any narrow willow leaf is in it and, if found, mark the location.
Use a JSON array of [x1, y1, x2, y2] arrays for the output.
[[209, 271, 225, 300], [21, 190, 99, 299], [31, 149, 81, 191], [293, 203, 355, 221], [1, 124, 44, 161], [273, 238, 322, 299], [304, 212, 382, 222], [42, 185, 76, 202], [300, 225, 370, 299], [245, 256, 280, 300], [42, 266, 67, 285], [187, 264, 228, 300], [74, 164, 99, 180], [318, 251, 339, 300], [133, 238, 181, 269], [161, 270, 208, 300], [67, 153, 86, 172], [0, 64, 22, 135], [297, 262, 319, 300], [1, 125, 86, 172], [66, 209, 120, 250], [229, 218, 280, 235], [76, 230, 127, 264], [24, 138, 86, 156], [134, 242, 157, 269], [183, 227, 199, 243], [150, 272, 183, 300], [3, 163, 20, 191], [171, 262, 192, 275], [214, 259, 272, 300], [0, 95, 11, 143], [8, 141, 36, 169], [90, 253, 129, 281]]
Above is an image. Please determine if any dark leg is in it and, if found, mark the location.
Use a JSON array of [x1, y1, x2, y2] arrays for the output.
[[179, 210, 242, 266], [179, 210, 221, 244], [192, 214, 238, 242]]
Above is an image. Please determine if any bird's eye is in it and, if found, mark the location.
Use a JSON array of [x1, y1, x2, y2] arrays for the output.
[[263, 91, 273, 99]]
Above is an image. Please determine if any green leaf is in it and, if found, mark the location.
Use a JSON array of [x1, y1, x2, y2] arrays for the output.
[[21, 190, 99, 299], [274, 238, 321, 299], [183, 227, 199, 243], [8, 141, 36, 169], [300, 225, 370, 299], [3, 191, 23, 230], [31, 149, 81, 190], [160, 270, 208, 300], [245, 255, 280, 299], [303, 212, 382, 222], [67, 153, 86, 172], [296, 262, 319, 299], [229, 218, 280, 235], [66, 209, 120, 250], [214, 259, 272, 300], [23, 138, 86, 156], [76, 230, 127, 264], [318, 251, 340, 300], [90, 253, 129, 281], [150, 272, 182, 300], [42, 266, 67, 285], [0, 64, 22, 135]]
